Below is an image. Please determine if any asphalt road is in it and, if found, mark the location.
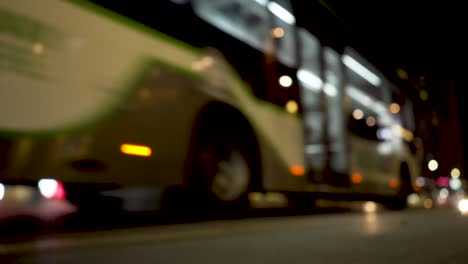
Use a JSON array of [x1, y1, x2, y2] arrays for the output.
[[0, 206, 466, 264]]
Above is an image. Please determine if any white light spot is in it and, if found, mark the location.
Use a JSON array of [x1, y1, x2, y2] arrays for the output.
[[458, 199, 468, 214], [38, 179, 58, 199], [407, 193, 420, 206], [428, 160, 438, 171], [377, 128, 392, 140], [342, 54, 381, 86], [0, 183, 4, 200], [297, 70, 322, 91], [363, 201, 377, 213], [268, 2, 296, 24], [450, 178, 462, 190], [324, 83, 337, 97], [353, 109, 364, 120], [377, 143, 392, 154], [439, 188, 449, 199], [279, 75, 293, 88]]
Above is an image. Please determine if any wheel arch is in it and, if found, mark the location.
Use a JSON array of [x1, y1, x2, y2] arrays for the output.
[[183, 101, 263, 191]]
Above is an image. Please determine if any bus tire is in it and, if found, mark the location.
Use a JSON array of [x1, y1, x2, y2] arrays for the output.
[[192, 126, 252, 212]]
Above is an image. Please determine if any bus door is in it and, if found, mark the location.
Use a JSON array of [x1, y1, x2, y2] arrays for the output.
[[295, 29, 326, 184], [322, 47, 350, 187], [296, 29, 350, 187]]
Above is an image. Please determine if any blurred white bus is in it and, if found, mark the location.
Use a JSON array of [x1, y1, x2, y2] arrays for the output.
[[0, 0, 422, 211]]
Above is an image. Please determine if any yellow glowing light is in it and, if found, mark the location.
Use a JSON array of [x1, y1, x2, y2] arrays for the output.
[[290, 165, 305, 176], [32, 42, 44, 55], [363, 201, 377, 213], [120, 144, 152, 157], [419, 90, 428, 101], [403, 130, 414, 142], [432, 116, 439, 126], [393, 125, 414, 142], [423, 198, 433, 209], [396, 68, 408, 80], [408, 193, 420, 206], [451, 168, 461, 178], [285, 100, 298, 114], [351, 172, 363, 184], [392, 124, 403, 134], [279, 75, 293, 87], [390, 103, 400, 114], [352, 109, 364, 120], [272, 27, 285, 38]]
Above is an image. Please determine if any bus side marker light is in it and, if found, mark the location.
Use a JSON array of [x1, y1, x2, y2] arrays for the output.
[[389, 178, 399, 189], [120, 144, 152, 157], [351, 172, 363, 184], [290, 165, 305, 176]]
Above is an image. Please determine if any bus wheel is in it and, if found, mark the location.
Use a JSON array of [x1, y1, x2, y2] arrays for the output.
[[193, 132, 252, 211]]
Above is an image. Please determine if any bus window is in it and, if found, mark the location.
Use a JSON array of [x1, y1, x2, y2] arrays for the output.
[[343, 49, 392, 141], [391, 88, 416, 132], [297, 28, 322, 110], [268, 0, 297, 68], [192, 0, 294, 109], [323, 47, 348, 174], [259, 0, 300, 110], [297, 28, 325, 172], [192, 0, 270, 53]]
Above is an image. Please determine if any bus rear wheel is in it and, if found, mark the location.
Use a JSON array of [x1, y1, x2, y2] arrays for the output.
[[192, 129, 252, 212]]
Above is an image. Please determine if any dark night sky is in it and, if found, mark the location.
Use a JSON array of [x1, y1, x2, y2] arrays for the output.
[[291, 1, 466, 91], [319, 1, 464, 72]]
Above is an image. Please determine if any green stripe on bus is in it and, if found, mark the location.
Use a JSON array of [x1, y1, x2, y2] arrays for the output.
[[0, 0, 300, 140], [0, 58, 201, 139]]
